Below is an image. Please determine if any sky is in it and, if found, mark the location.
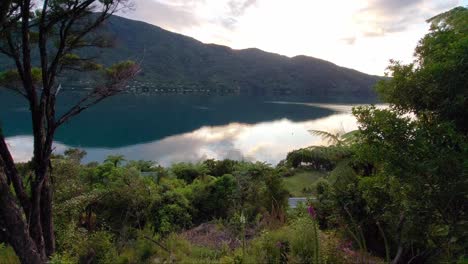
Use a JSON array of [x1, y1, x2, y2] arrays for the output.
[[121, 0, 466, 75]]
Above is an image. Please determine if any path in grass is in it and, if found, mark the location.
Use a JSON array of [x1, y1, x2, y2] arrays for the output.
[[283, 169, 327, 197]]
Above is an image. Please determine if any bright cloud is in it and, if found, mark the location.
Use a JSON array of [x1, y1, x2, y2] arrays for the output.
[[122, 0, 465, 75]]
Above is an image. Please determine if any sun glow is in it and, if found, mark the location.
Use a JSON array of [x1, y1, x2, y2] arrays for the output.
[[126, 0, 464, 75]]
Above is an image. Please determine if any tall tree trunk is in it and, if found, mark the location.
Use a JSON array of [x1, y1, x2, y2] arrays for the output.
[[28, 103, 48, 260], [29, 178, 46, 260], [41, 175, 55, 257], [0, 173, 43, 264]]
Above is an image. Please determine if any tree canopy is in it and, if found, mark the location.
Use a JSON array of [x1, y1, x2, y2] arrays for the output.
[[376, 6, 468, 133]]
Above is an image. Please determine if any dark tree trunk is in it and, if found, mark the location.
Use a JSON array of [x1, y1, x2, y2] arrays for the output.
[[29, 179, 46, 260], [0, 174, 43, 264], [28, 117, 47, 259], [41, 175, 55, 257]]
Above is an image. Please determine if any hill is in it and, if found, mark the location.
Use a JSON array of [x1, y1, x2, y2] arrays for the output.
[[0, 15, 381, 96]]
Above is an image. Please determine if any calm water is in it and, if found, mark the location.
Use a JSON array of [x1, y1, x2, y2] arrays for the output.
[[0, 91, 375, 165]]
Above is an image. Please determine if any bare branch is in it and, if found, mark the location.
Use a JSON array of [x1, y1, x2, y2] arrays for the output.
[[55, 61, 140, 127]]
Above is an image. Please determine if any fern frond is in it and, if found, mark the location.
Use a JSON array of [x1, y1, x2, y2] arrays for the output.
[[308, 129, 341, 145]]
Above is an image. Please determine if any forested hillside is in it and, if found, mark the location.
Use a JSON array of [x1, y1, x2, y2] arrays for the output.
[[0, 15, 380, 96]]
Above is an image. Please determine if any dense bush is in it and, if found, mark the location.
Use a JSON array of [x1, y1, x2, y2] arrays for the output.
[[189, 174, 238, 223], [0, 154, 292, 263], [170, 162, 208, 183], [244, 215, 347, 264], [309, 7, 468, 263], [150, 190, 192, 236], [203, 159, 238, 177]]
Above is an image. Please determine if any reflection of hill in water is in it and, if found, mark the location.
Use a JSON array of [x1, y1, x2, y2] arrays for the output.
[[0, 91, 374, 148]]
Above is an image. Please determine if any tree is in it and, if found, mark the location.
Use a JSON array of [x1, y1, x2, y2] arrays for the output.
[[64, 148, 87, 163], [376, 7, 468, 133], [0, 1, 139, 263], [347, 7, 467, 263], [104, 155, 126, 168]]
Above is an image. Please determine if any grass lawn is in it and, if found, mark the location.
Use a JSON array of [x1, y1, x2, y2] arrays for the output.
[[283, 169, 327, 197]]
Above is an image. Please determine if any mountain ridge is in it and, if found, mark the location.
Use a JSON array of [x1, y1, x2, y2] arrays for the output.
[[0, 14, 381, 96]]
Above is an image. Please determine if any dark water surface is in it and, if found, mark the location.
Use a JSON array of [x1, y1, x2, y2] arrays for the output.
[[1, 91, 375, 165]]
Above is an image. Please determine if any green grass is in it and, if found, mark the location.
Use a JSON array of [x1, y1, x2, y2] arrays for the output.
[[283, 169, 327, 197]]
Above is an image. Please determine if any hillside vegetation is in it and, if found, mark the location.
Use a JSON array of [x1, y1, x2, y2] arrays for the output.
[[0, 15, 380, 96]]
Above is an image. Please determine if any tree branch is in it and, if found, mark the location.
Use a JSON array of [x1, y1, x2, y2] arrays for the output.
[[55, 61, 140, 127]]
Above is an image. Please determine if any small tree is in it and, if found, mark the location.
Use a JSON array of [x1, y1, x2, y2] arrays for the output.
[[0, 1, 139, 263]]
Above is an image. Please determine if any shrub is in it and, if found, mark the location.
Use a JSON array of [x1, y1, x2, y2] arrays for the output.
[[245, 215, 347, 264], [203, 159, 238, 177], [171, 162, 208, 183], [150, 191, 192, 236]]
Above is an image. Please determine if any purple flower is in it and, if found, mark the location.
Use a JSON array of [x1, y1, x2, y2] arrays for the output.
[[308, 205, 317, 219], [276, 241, 283, 248]]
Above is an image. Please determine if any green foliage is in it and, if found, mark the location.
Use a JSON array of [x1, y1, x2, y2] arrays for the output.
[[245, 216, 346, 264], [126, 160, 156, 172], [104, 154, 126, 167], [375, 7, 468, 133], [61, 53, 104, 72], [80, 231, 119, 264], [42, 153, 292, 262], [0, 244, 19, 264], [307, 7, 468, 262], [0, 68, 42, 88], [105, 61, 140, 84], [290, 217, 321, 264], [188, 174, 238, 223], [150, 190, 192, 236], [53, 224, 118, 264], [64, 148, 87, 163], [352, 105, 468, 261], [232, 162, 289, 221], [286, 146, 351, 170], [170, 162, 208, 183], [203, 159, 238, 177], [0, 70, 22, 88]]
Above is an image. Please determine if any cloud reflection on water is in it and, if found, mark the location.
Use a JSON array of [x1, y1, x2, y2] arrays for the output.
[[6, 110, 359, 166]]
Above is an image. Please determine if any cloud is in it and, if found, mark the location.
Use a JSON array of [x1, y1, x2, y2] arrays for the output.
[[123, 0, 201, 31], [6, 136, 68, 163], [220, 0, 258, 30], [228, 0, 257, 16], [341, 36, 356, 45], [219, 17, 238, 30], [355, 0, 460, 36], [121, 0, 259, 33]]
